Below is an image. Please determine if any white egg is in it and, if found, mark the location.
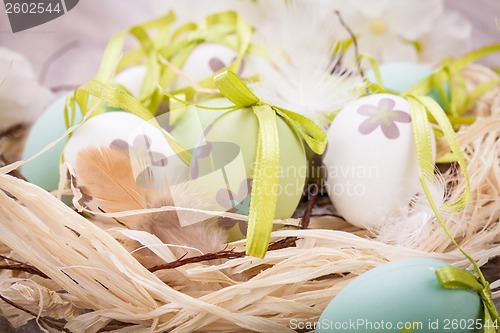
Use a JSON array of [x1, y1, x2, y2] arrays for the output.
[[173, 43, 250, 90], [64, 112, 189, 186], [114, 66, 147, 98], [323, 93, 434, 229]]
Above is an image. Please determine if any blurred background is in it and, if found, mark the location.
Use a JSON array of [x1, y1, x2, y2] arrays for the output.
[[0, 0, 498, 96]]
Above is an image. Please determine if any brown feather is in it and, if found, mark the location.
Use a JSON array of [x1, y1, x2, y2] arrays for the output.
[[75, 146, 152, 227], [74, 146, 232, 290]]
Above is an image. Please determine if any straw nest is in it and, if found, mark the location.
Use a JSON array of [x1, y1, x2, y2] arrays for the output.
[[0, 64, 499, 333]]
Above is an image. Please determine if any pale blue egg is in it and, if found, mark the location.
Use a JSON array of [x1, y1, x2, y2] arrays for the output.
[[22, 93, 82, 191], [317, 258, 482, 333], [366, 62, 449, 111]]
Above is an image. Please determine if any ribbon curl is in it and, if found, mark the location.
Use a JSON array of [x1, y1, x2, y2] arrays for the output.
[[214, 71, 327, 258], [65, 11, 258, 164], [436, 266, 500, 333]]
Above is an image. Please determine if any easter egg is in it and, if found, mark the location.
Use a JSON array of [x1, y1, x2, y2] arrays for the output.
[[317, 258, 482, 333], [366, 62, 449, 111], [323, 93, 434, 229], [169, 98, 233, 149], [187, 98, 307, 240], [64, 112, 189, 186], [173, 43, 250, 90], [114, 66, 147, 98], [22, 93, 82, 191]]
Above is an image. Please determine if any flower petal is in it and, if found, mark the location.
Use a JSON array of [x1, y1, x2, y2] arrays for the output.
[[238, 221, 248, 236], [150, 152, 169, 167], [381, 120, 400, 139], [378, 98, 395, 112], [358, 117, 381, 135], [218, 218, 237, 230], [216, 188, 234, 209], [419, 11, 472, 62], [110, 139, 129, 152], [381, 35, 418, 63], [133, 135, 152, 149], [357, 104, 379, 116], [236, 178, 252, 202], [386, 0, 443, 40], [349, 0, 391, 18], [209, 57, 226, 73], [391, 110, 411, 123]]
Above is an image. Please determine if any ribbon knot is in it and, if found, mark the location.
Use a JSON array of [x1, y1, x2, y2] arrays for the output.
[[214, 70, 327, 257], [436, 266, 500, 333]]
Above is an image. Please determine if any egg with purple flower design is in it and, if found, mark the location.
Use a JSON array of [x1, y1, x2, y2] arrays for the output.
[[323, 93, 435, 229], [64, 112, 189, 190], [172, 43, 252, 90]]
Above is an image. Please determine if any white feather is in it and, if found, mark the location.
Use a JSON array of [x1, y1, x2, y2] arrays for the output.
[[250, 0, 365, 127], [376, 172, 451, 248]]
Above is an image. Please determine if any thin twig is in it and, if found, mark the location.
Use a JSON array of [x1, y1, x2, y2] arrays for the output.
[[301, 182, 321, 229], [0, 255, 49, 279], [334, 10, 365, 77], [0, 264, 49, 279], [0, 294, 71, 332], [149, 237, 298, 272]]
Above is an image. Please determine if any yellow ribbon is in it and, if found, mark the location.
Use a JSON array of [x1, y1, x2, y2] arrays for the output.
[[405, 44, 500, 119], [64, 11, 258, 165], [214, 71, 327, 257], [363, 44, 500, 130], [436, 266, 500, 333], [404, 94, 499, 330], [395, 47, 500, 332], [156, 11, 256, 106]]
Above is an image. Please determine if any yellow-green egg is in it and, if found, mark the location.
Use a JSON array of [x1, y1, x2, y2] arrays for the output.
[[317, 258, 482, 333], [187, 98, 307, 240], [22, 93, 82, 191], [169, 98, 233, 150]]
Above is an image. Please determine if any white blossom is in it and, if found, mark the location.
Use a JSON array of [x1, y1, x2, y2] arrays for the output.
[[332, 0, 472, 63]]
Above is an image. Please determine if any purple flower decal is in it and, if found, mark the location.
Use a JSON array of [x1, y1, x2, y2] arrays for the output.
[[357, 98, 411, 140], [208, 56, 245, 74], [110, 135, 169, 167], [216, 178, 252, 236], [190, 142, 213, 179], [110, 135, 169, 189]]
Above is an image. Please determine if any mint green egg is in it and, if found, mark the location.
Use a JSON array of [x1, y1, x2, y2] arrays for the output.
[[22, 94, 82, 191], [366, 62, 449, 112], [317, 258, 482, 333]]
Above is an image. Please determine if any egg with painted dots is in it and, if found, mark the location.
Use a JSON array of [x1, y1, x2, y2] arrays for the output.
[[323, 93, 435, 229]]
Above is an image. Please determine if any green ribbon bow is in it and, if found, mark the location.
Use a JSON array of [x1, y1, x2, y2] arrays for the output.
[[214, 71, 327, 258], [437, 266, 500, 333]]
